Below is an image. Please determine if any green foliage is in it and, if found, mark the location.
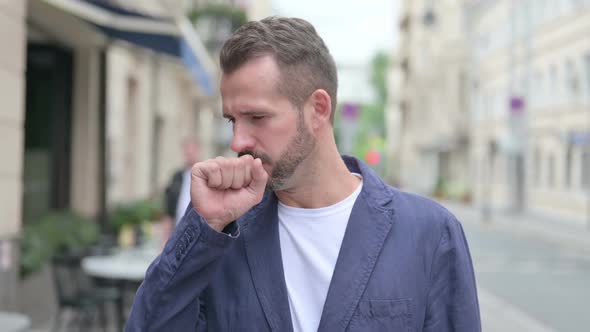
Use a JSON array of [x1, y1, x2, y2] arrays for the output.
[[353, 104, 386, 164], [433, 177, 471, 202], [111, 199, 163, 233], [370, 52, 390, 107], [433, 176, 447, 197], [348, 51, 391, 174], [20, 211, 99, 278], [189, 4, 247, 29]]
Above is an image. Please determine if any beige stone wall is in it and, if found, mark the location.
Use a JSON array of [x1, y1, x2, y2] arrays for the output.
[[106, 44, 208, 205], [390, 0, 469, 194], [0, 0, 26, 237], [0, 0, 26, 311], [469, 0, 590, 220], [69, 48, 102, 217]]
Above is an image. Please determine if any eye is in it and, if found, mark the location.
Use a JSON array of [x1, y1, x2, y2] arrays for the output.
[[251, 115, 265, 121]]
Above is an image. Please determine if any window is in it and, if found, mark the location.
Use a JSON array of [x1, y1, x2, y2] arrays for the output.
[[564, 59, 578, 100], [501, 90, 507, 117], [539, 71, 546, 108], [486, 92, 492, 118], [488, 91, 496, 118], [533, 71, 542, 108], [585, 53, 590, 105], [549, 65, 558, 106], [565, 144, 573, 188], [547, 154, 555, 188], [533, 148, 542, 187], [583, 151, 590, 190]]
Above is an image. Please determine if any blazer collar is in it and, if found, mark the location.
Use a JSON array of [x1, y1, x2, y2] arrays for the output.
[[240, 155, 397, 332], [241, 192, 294, 332]]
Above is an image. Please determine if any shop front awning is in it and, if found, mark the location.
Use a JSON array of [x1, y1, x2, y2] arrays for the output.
[[41, 0, 216, 96]]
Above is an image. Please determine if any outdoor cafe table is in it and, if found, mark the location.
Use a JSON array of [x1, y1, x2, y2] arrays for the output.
[[81, 244, 160, 282], [0, 311, 31, 332], [81, 244, 160, 329]]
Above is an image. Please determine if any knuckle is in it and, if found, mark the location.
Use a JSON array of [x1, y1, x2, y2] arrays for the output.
[[230, 158, 240, 169], [235, 157, 244, 168]]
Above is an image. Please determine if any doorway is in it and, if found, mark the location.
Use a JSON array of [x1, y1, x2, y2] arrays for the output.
[[22, 44, 73, 224]]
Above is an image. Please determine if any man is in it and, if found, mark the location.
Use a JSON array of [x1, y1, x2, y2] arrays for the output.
[[164, 138, 200, 225], [127, 17, 480, 332]]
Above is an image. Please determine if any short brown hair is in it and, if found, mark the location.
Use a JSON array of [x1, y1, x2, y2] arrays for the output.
[[220, 16, 338, 123]]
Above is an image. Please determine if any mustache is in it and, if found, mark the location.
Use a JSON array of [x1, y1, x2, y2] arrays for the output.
[[238, 151, 272, 164]]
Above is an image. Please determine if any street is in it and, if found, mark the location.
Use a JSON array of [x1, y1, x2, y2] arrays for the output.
[[445, 202, 590, 332]]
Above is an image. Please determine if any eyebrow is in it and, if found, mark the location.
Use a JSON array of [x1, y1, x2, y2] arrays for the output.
[[223, 110, 268, 119]]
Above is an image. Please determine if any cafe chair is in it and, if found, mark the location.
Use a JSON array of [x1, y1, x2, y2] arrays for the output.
[[51, 253, 122, 332]]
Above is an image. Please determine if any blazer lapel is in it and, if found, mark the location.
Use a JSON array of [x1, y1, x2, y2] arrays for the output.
[[317, 190, 395, 332], [242, 193, 294, 332]]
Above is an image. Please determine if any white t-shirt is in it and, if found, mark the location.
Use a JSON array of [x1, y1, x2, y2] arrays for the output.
[[175, 169, 192, 225], [278, 175, 363, 332]]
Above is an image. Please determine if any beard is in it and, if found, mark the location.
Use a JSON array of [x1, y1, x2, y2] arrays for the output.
[[238, 113, 315, 191]]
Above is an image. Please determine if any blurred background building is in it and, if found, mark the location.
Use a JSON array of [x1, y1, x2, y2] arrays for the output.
[[0, 0, 270, 327], [466, 0, 590, 221], [388, 0, 590, 223], [387, 0, 470, 198]]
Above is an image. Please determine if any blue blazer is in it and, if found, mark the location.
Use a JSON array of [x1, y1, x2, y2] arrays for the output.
[[126, 156, 481, 331]]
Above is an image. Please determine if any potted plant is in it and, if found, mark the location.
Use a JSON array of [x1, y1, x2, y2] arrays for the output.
[[20, 210, 99, 278], [111, 199, 163, 248]]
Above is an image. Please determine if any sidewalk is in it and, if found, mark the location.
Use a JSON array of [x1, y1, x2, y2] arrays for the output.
[[478, 288, 557, 332], [439, 199, 589, 332], [439, 200, 590, 254]]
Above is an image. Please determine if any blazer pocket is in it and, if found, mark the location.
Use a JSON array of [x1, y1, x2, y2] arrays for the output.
[[348, 299, 413, 332]]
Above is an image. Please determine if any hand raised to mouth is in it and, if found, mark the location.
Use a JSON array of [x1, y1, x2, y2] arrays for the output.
[[190, 154, 269, 232]]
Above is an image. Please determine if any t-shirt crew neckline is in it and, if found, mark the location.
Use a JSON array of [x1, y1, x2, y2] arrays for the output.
[[277, 173, 363, 218]]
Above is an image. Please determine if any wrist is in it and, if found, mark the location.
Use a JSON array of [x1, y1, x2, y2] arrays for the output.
[[204, 218, 232, 232]]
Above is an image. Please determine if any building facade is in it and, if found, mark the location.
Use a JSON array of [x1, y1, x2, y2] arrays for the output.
[[388, 0, 470, 198], [0, 0, 219, 316], [0, 0, 27, 310], [467, 0, 590, 221]]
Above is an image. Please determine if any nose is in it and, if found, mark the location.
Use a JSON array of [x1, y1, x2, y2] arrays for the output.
[[230, 122, 256, 153]]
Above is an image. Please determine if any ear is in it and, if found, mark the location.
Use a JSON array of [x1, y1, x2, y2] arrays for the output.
[[308, 89, 332, 130]]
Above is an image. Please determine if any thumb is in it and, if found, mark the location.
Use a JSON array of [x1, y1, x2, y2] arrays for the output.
[[249, 158, 268, 194]]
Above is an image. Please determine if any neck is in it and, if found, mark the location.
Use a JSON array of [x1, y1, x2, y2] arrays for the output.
[[275, 136, 361, 209]]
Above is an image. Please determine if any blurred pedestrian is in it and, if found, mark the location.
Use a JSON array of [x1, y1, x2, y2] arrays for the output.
[[164, 137, 201, 226], [154, 138, 201, 249], [127, 16, 480, 332]]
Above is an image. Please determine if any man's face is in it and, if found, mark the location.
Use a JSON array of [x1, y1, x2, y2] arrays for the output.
[[220, 55, 315, 190]]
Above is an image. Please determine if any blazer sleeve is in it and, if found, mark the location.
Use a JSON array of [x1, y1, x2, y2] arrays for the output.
[[125, 207, 239, 332], [423, 213, 482, 332]]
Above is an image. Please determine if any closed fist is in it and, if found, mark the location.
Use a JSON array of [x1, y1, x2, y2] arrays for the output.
[[190, 155, 268, 232]]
